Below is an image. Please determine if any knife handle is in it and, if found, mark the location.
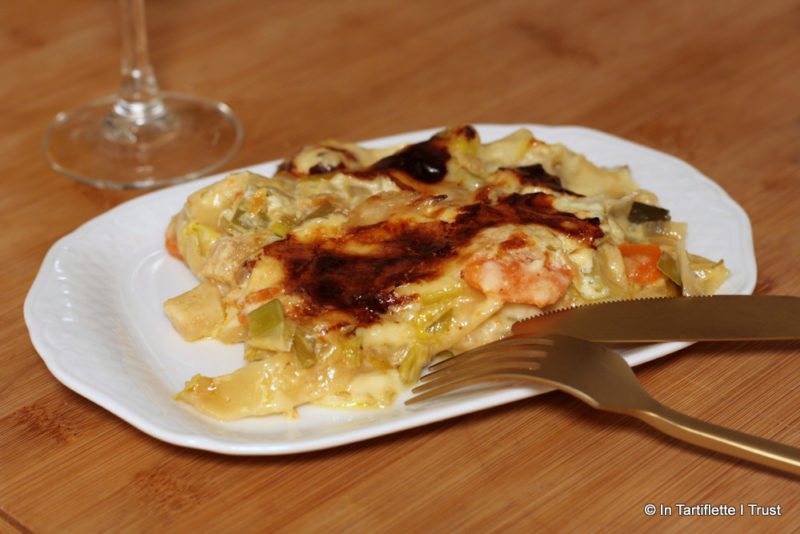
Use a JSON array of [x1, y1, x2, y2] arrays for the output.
[[631, 403, 800, 476]]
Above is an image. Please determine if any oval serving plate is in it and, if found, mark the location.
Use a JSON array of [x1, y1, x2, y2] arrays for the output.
[[24, 124, 756, 455]]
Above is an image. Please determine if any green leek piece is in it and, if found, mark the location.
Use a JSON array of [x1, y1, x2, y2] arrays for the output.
[[628, 202, 670, 224], [227, 203, 270, 233], [420, 281, 465, 305], [305, 203, 336, 221], [426, 309, 454, 334], [293, 327, 317, 368], [248, 299, 284, 338], [268, 220, 290, 238], [338, 334, 362, 368], [689, 255, 730, 295], [399, 343, 429, 385], [247, 299, 293, 351], [657, 252, 681, 286]]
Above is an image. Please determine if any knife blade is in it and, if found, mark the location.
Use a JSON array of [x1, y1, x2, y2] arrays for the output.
[[512, 295, 800, 342]]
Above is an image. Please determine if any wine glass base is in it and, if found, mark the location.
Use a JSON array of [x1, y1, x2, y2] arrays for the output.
[[42, 93, 243, 190]]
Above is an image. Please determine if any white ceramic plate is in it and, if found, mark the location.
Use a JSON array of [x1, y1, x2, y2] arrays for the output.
[[24, 124, 757, 455]]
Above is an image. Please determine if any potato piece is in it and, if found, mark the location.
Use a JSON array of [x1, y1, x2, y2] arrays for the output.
[[215, 306, 248, 344], [163, 282, 225, 341], [200, 235, 265, 288]]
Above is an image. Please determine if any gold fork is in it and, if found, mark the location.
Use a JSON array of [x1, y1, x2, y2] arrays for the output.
[[407, 335, 800, 476]]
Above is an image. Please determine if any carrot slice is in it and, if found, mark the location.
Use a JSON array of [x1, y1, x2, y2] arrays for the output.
[[618, 242, 664, 284], [165, 232, 183, 260], [245, 287, 282, 306]]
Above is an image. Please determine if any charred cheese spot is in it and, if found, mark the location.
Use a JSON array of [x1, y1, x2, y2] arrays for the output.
[[246, 192, 603, 325], [354, 126, 477, 191], [370, 137, 450, 184], [506, 164, 581, 196]]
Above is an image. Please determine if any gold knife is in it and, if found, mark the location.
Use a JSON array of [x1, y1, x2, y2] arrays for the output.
[[512, 295, 800, 342]]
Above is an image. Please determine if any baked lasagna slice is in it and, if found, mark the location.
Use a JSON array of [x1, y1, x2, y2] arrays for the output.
[[163, 126, 728, 420]]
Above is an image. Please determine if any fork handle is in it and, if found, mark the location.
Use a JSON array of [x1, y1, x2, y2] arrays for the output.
[[631, 403, 800, 476]]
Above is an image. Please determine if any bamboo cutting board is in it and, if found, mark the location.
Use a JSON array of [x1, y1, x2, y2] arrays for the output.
[[2, 0, 800, 531]]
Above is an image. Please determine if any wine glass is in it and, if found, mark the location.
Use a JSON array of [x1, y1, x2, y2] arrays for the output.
[[42, 0, 243, 190]]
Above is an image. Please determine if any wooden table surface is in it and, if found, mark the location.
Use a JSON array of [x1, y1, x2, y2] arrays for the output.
[[3, 0, 799, 531]]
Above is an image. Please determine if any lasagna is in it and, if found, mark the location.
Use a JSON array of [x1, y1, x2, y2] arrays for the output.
[[163, 126, 728, 420]]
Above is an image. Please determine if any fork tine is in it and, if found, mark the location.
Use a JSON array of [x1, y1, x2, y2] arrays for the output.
[[408, 364, 541, 404], [418, 348, 546, 383], [408, 343, 550, 404], [428, 336, 554, 373]]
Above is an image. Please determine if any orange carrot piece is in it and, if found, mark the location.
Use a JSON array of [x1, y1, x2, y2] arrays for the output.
[[165, 232, 183, 260], [618, 242, 664, 284]]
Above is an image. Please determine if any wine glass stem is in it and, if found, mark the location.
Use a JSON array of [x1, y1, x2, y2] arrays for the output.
[[115, 0, 165, 123]]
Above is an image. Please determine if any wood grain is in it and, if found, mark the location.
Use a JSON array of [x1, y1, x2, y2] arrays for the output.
[[2, 0, 799, 531]]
